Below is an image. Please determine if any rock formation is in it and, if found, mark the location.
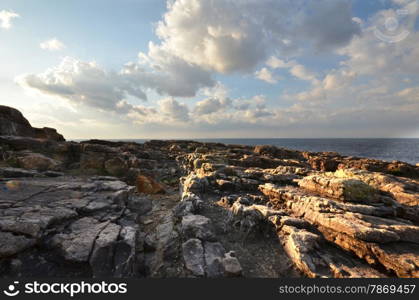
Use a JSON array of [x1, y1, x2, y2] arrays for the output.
[[0, 105, 65, 141], [0, 106, 418, 278]]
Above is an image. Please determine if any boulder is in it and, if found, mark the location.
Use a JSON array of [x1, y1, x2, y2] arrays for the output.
[[136, 175, 165, 194], [221, 251, 242, 277], [17, 153, 61, 171]]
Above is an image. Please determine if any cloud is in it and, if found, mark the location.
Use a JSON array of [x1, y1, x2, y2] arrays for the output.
[[0, 10, 19, 29], [159, 98, 189, 122], [153, 0, 361, 74], [16, 57, 148, 111], [155, 0, 269, 73], [266, 56, 294, 69], [289, 64, 318, 83], [265, 57, 318, 83], [14, 0, 419, 138], [17, 50, 215, 110], [40, 38, 66, 51], [17, 0, 362, 113], [193, 97, 232, 116], [125, 43, 215, 98], [297, 0, 361, 50], [255, 67, 279, 84]]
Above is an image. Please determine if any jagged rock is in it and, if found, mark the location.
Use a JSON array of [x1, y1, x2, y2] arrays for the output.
[[260, 184, 419, 277], [0, 232, 36, 258], [334, 169, 419, 206], [216, 179, 237, 191], [182, 238, 205, 276], [0, 105, 64, 141], [254, 145, 303, 159], [181, 215, 216, 241], [52, 217, 109, 262], [227, 199, 283, 238], [0, 106, 34, 137], [221, 251, 242, 277], [1, 107, 418, 279], [169, 144, 182, 152], [279, 225, 385, 278], [127, 196, 152, 216], [149, 215, 180, 277], [181, 174, 208, 194], [298, 174, 378, 203], [89, 222, 121, 277], [204, 242, 226, 277], [307, 155, 340, 172], [173, 193, 203, 218], [113, 226, 139, 277], [0, 176, 141, 277]]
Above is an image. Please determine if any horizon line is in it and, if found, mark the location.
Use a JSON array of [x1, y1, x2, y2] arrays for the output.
[[68, 137, 419, 141]]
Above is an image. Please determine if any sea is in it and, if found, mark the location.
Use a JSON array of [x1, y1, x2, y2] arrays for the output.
[[93, 138, 419, 165]]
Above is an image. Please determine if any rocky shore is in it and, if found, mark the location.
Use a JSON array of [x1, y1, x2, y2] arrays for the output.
[[0, 105, 418, 278]]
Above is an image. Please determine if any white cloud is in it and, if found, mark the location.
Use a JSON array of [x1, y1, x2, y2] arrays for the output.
[[255, 67, 279, 84], [155, 0, 269, 73], [152, 0, 360, 74], [266, 56, 294, 69], [0, 10, 19, 29], [40, 38, 66, 51], [264, 57, 318, 84], [289, 64, 318, 83], [126, 43, 215, 98], [296, 0, 361, 50], [193, 97, 232, 116], [159, 98, 189, 122], [16, 57, 147, 112]]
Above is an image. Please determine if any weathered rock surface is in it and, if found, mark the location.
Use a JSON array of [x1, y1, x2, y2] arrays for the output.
[[0, 176, 143, 277], [260, 184, 419, 277], [1, 106, 419, 278]]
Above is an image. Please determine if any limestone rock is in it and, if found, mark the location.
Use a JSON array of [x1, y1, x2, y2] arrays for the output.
[[221, 251, 242, 277], [181, 215, 216, 241], [260, 183, 419, 277], [0, 232, 36, 258], [204, 242, 226, 278], [182, 238, 205, 276], [298, 174, 378, 203]]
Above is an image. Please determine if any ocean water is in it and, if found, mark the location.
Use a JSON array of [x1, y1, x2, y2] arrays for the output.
[[116, 138, 419, 165]]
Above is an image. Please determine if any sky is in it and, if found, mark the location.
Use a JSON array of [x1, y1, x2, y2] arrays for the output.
[[0, 0, 418, 139]]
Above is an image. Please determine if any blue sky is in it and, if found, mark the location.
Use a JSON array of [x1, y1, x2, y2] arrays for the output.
[[1, 0, 418, 138]]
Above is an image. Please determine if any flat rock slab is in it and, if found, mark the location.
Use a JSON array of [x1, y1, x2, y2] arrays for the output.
[[0, 176, 141, 277]]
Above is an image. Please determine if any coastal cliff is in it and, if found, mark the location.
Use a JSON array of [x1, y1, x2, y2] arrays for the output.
[[0, 107, 418, 278]]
